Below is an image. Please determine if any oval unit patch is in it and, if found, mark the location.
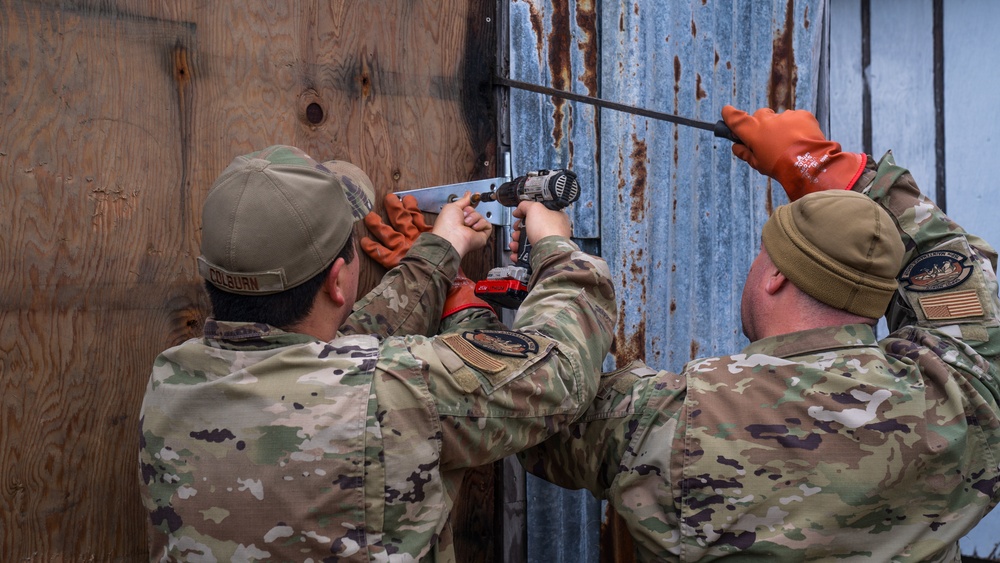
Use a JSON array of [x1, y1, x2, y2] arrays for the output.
[[900, 250, 973, 292], [462, 330, 539, 358]]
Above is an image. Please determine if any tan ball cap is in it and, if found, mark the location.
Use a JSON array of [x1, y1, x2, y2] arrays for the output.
[[198, 146, 374, 295]]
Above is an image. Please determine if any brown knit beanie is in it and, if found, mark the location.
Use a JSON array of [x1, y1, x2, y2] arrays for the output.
[[761, 190, 904, 318]]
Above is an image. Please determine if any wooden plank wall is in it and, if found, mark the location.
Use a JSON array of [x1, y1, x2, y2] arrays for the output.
[[0, 0, 499, 559]]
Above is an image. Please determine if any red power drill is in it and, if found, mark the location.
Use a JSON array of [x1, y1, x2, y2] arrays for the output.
[[473, 169, 581, 309]]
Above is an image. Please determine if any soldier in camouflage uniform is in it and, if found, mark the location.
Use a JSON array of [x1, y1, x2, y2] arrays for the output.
[[137, 145, 617, 562], [518, 107, 1000, 561]]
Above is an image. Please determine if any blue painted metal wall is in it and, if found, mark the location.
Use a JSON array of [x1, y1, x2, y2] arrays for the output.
[[829, 1, 1000, 557], [509, 0, 824, 560]]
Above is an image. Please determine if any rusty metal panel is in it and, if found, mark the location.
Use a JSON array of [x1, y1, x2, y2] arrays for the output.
[[509, 0, 600, 238], [601, 0, 825, 371], [510, 0, 825, 560]]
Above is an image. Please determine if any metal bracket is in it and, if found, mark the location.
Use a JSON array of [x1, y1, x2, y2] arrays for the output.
[[395, 176, 513, 226], [396, 152, 514, 227]]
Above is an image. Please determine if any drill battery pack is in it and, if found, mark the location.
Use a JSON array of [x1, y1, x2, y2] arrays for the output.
[[474, 279, 529, 310]]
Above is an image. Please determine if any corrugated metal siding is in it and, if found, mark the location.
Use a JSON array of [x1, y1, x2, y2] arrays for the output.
[[509, 1, 825, 560], [509, 0, 600, 239]]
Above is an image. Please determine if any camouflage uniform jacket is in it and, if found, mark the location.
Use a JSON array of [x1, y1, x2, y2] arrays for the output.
[[139, 233, 616, 562], [520, 153, 1000, 562]]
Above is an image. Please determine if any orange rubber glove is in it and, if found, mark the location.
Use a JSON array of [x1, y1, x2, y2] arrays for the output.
[[442, 273, 495, 319], [721, 106, 866, 201], [362, 194, 493, 318], [361, 194, 432, 268]]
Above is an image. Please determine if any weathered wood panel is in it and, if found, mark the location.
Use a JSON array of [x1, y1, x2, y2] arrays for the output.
[[0, 0, 497, 559]]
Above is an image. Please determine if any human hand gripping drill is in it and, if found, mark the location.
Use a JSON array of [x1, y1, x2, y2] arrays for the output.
[[470, 169, 581, 309]]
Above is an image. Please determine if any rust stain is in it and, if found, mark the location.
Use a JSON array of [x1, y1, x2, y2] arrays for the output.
[[568, 136, 575, 169], [613, 306, 647, 365], [673, 55, 682, 100], [696, 73, 707, 100], [766, 179, 774, 215], [670, 300, 677, 313], [768, 1, 798, 111], [547, 0, 573, 149], [690, 339, 701, 361], [691, 18, 697, 38], [617, 149, 626, 205], [804, 4, 811, 29], [673, 55, 682, 169], [673, 132, 679, 168], [714, 50, 720, 67], [629, 134, 647, 222], [576, 0, 598, 97], [528, 1, 545, 62]]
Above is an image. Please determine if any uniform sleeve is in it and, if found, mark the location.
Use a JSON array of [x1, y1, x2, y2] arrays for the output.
[[380, 235, 617, 470], [341, 233, 458, 338], [516, 361, 662, 495], [857, 152, 1000, 387]]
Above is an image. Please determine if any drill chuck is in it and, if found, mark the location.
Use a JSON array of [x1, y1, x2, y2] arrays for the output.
[[480, 169, 580, 210]]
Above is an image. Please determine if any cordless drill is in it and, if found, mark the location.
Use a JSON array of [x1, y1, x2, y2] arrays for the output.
[[473, 169, 581, 309]]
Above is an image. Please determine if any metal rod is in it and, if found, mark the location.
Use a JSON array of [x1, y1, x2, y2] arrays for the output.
[[495, 76, 717, 132]]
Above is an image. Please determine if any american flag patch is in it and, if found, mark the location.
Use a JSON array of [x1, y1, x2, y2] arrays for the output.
[[919, 289, 984, 320]]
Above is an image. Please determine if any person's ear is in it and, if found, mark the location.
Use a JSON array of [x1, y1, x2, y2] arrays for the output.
[[325, 258, 347, 306], [764, 268, 788, 295]]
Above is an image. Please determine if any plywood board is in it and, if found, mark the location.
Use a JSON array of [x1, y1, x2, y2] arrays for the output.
[[0, 0, 497, 559]]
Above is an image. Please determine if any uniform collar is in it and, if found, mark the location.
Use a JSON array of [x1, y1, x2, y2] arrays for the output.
[[203, 318, 318, 349], [740, 324, 879, 359]]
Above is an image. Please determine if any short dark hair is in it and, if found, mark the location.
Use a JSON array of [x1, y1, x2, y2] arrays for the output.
[[206, 233, 356, 329]]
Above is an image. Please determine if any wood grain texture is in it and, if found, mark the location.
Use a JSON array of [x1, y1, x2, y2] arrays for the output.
[[0, 0, 497, 559]]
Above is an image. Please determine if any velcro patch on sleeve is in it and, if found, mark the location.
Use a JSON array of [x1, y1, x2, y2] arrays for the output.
[[611, 372, 640, 394], [598, 360, 659, 398], [901, 250, 973, 292], [440, 330, 555, 392], [461, 330, 540, 357], [919, 289, 985, 320], [440, 333, 506, 374], [898, 237, 998, 327]]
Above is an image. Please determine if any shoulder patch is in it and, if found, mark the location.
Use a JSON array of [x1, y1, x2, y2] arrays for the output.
[[900, 250, 973, 292], [461, 330, 539, 358], [597, 360, 658, 397], [918, 289, 985, 320], [439, 334, 505, 374]]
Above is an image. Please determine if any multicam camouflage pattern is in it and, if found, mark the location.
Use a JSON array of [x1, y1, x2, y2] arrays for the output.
[[342, 233, 456, 338], [139, 235, 616, 562], [520, 152, 1000, 562]]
